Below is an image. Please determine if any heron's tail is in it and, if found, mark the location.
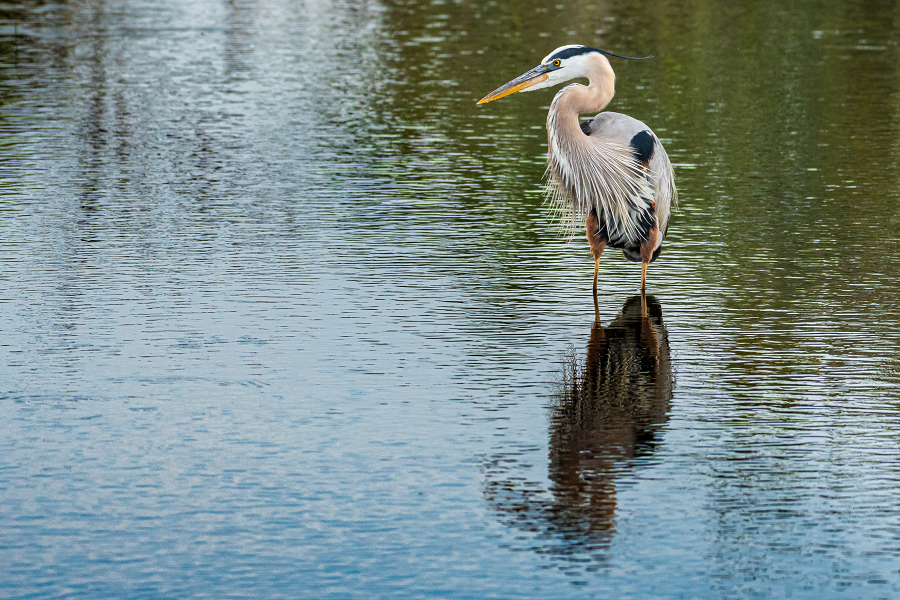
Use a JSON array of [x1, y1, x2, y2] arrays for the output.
[[623, 245, 663, 263]]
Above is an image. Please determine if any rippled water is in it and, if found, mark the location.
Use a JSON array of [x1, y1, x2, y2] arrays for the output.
[[2, 0, 900, 598]]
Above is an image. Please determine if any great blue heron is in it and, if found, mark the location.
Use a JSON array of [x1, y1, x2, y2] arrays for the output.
[[477, 45, 676, 293]]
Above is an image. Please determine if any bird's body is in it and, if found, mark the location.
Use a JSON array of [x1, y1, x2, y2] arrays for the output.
[[477, 45, 676, 293]]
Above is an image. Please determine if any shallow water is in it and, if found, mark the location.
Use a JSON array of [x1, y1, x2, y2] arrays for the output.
[[2, 0, 900, 598]]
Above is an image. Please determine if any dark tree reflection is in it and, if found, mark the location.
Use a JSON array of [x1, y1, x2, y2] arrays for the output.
[[485, 295, 673, 560]]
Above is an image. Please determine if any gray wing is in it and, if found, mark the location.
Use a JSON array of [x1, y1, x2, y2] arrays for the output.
[[582, 112, 677, 247], [648, 135, 676, 241]]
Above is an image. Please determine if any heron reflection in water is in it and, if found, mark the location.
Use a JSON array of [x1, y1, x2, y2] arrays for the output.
[[478, 45, 676, 293], [484, 296, 672, 557]]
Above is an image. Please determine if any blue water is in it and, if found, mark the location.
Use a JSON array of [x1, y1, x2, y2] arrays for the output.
[[2, 0, 900, 598]]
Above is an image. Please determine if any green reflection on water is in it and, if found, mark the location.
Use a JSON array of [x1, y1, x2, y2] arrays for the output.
[[372, 0, 900, 309]]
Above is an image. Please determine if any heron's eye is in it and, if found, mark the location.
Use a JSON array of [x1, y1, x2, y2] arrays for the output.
[[553, 60, 561, 67]]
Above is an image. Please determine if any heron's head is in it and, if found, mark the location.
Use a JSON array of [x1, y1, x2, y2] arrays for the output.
[[477, 45, 650, 105]]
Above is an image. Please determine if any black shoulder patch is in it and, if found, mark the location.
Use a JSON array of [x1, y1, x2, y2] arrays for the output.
[[547, 45, 600, 62], [580, 119, 593, 136], [630, 130, 655, 166]]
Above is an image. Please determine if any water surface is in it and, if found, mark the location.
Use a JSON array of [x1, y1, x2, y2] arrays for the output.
[[2, 0, 900, 598]]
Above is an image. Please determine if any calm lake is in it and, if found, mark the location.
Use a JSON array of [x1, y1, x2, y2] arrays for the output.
[[2, 0, 900, 598]]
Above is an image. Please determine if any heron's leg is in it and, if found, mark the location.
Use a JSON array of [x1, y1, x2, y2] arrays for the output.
[[639, 223, 659, 293], [585, 210, 607, 294]]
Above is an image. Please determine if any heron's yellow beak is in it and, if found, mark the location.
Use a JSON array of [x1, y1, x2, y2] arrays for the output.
[[477, 65, 550, 105]]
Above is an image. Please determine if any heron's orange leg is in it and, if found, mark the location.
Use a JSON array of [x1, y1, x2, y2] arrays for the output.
[[586, 211, 607, 294], [639, 223, 659, 293]]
